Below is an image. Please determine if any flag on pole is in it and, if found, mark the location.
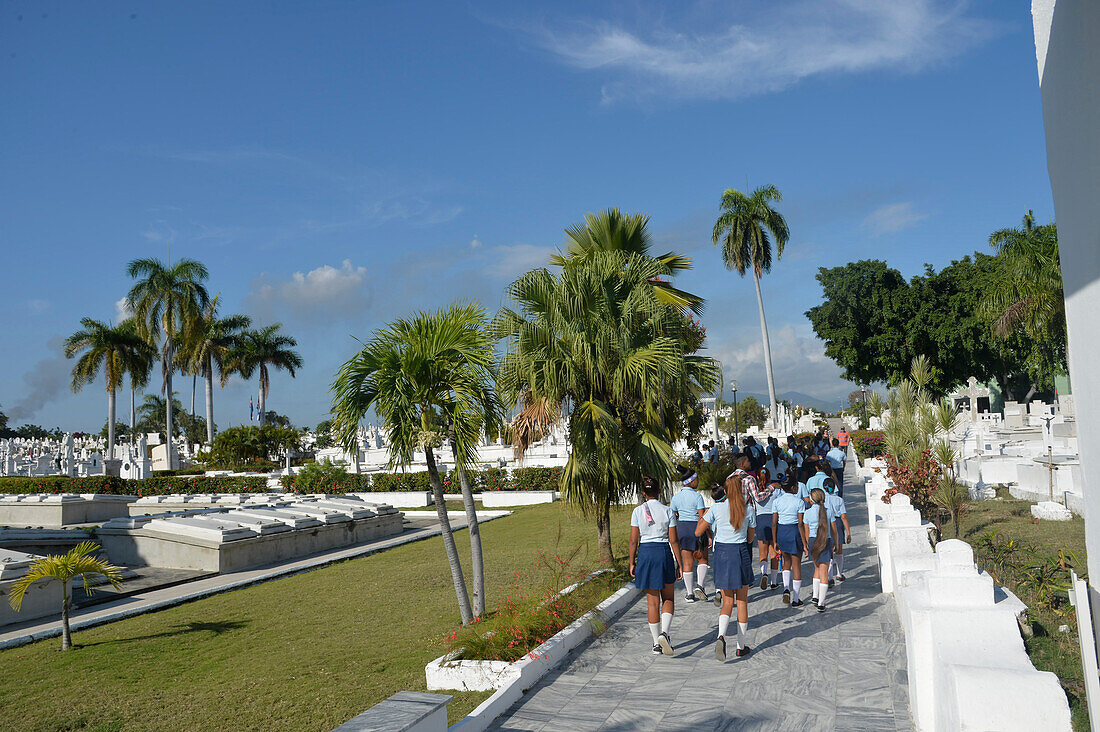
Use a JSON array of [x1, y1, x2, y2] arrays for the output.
[[250, 397, 254, 422]]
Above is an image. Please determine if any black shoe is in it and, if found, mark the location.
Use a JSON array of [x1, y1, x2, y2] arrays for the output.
[[782, 590, 791, 604], [715, 635, 726, 662], [817, 604, 826, 613], [736, 646, 752, 658], [652, 642, 663, 655], [712, 592, 722, 608], [658, 632, 674, 656], [769, 583, 779, 590], [811, 597, 819, 607], [760, 575, 769, 591], [694, 586, 708, 602], [685, 593, 696, 603], [791, 599, 805, 607], [837, 574, 846, 582], [828, 579, 835, 588]]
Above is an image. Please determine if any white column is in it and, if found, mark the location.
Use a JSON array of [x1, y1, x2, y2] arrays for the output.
[[1032, 0, 1100, 674]]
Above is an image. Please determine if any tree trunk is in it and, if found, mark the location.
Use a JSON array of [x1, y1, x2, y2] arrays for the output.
[[164, 358, 176, 470], [1023, 383, 1038, 404], [596, 491, 614, 564], [426, 447, 472, 624], [107, 389, 116, 461], [450, 434, 484, 618], [130, 387, 136, 443], [191, 374, 197, 416], [204, 367, 215, 445], [60, 581, 72, 651], [258, 376, 266, 426], [753, 271, 779, 421]]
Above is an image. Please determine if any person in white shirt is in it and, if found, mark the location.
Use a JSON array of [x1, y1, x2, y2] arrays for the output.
[[825, 439, 847, 495], [669, 465, 709, 603], [629, 477, 681, 656], [696, 473, 756, 661], [803, 487, 840, 612], [824, 478, 852, 584]]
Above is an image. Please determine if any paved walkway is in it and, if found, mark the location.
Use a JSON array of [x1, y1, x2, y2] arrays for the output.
[[489, 456, 913, 731]]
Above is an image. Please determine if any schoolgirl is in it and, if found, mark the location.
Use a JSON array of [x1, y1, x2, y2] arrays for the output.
[[696, 474, 756, 661], [669, 465, 709, 602], [629, 477, 680, 655], [762, 446, 789, 483], [749, 472, 781, 591], [802, 487, 839, 612], [771, 480, 807, 607], [823, 477, 851, 584]]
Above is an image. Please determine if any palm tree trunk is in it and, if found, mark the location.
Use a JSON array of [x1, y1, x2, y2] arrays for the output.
[[191, 374, 196, 416], [450, 434, 484, 618], [130, 387, 136, 442], [164, 358, 176, 470], [258, 371, 267, 426], [753, 271, 779, 420], [107, 389, 116, 461], [596, 489, 614, 563], [60, 581, 72, 651], [425, 446, 472, 624], [204, 371, 215, 444]]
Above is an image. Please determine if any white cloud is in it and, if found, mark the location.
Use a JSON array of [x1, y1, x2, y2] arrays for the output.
[[470, 235, 482, 249], [518, 0, 996, 102], [115, 297, 133, 321], [361, 197, 464, 227], [248, 259, 371, 321], [862, 201, 929, 236], [484, 244, 556, 279]]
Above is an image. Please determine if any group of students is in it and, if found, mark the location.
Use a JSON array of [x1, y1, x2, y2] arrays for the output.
[[628, 433, 852, 661]]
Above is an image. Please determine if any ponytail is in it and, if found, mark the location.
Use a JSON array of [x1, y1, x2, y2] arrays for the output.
[[725, 474, 746, 530], [809, 488, 829, 561]]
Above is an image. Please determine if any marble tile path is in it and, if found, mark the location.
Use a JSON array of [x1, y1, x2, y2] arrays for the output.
[[489, 456, 914, 731]]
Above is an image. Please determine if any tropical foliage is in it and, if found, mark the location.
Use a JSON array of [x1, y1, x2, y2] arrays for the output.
[[177, 295, 251, 443], [196, 424, 302, 469], [229, 324, 303, 426]]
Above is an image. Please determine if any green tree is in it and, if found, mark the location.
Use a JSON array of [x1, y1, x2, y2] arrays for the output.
[[230, 325, 303, 426], [7, 541, 123, 650], [135, 393, 208, 443], [178, 295, 251, 444], [63, 318, 150, 461], [118, 317, 156, 442], [126, 258, 211, 469], [712, 185, 790, 421], [717, 395, 767, 436], [331, 302, 501, 624], [313, 419, 334, 449], [495, 213, 719, 561]]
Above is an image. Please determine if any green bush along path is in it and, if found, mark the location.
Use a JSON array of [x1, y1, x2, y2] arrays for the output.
[[0, 502, 632, 732]]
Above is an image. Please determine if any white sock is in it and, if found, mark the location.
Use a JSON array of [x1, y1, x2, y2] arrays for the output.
[[819, 584, 829, 607], [837, 555, 845, 576], [769, 568, 779, 585], [759, 559, 767, 576], [717, 613, 730, 639], [792, 580, 802, 602], [783, 570, 791, 590], [737, 621, 749, 649], [812, 578, 821, 599], [660, 612, 673, 635], [682, 572, 694, 593], [648, 622, 660, 644], [828, 559, 837, 579], [697, 564, 709, 588]]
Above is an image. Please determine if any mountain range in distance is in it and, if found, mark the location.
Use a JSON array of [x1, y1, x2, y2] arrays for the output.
[[726, 390, 844, 415]]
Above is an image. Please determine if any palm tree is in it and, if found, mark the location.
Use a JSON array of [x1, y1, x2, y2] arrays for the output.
[[231, 325, 302, 426], [63, 318, 149, 461], [179, 296, 251, 443], [118, 318, 155, 443], [495, 217, 719, 561], [331, 302, 500, 624], [7, 541, 123, 650], [126, 258, 210, 470], [711, 185, 790, 421]]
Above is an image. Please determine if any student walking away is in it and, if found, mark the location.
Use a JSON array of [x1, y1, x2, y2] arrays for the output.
[[629, 477, 681, 656], [803, 487, 840, 612], [805, 460, 828, 506], [763, 445, 789, 480], [750, 473, 783, 590], [826, 438, 847, 495], [837, 427, 850, 450], [772, 480, 807, 607], [696, 474, 756, 661], [691, 444, 703, 464], [670, 465, 709, 603], [824, 478, 851, 584]]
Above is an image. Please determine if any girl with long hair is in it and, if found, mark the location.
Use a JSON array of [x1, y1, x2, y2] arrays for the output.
[[802, 487, 840, 612], [824, 477, 851, 584], [629, 476, 681, 655], [696, 473, 756, 661], [669, 466, 709, 603], [771, 479, 807, 607], [749, 471, 781, 591]]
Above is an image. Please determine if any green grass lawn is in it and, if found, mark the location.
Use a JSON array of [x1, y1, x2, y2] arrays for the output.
[[955, 489, 1090, 731], [0, 503, 635, 732]]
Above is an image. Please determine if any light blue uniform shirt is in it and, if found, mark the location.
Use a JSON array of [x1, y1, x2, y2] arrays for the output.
[[704, 501, 757, 543], [826, 493, 847, 519], [803, 501, 838, 539], [806, 472, 827, 495], [630, 500, 677, 543], [755, 487, 778, 516], [669, 487, 706, 523], [826, 447, 847, 470], [773, 492, 805, 525]]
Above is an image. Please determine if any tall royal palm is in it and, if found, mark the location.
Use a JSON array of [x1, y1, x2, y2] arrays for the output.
[[331, 302, 501, 624], [64, 318, 150, 461], [712, 185, 790, 421], [496, 216, 719, 561], [126, 258, 210, 469], [231, 325, 302, 425], [118, 318, 155, 441], [180, 296, 251, 443]]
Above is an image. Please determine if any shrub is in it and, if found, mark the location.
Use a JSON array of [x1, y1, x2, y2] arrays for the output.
[[371, 471, 435, 492], [0, 476, 128, 495], [883, 448, 942, 520], [281, 461, 370, 494], [850, 430, 886, 460], [0, 475, 268, 496], [509, 467, 562, 492]]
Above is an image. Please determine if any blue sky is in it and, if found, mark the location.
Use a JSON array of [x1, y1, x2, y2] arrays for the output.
[[0, 1, 1055, 431]]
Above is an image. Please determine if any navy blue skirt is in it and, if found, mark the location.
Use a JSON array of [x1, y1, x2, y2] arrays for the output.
[[634, 542, 677, 590], [834, 518, 846, 546], [809, 536, 834, 564], [776, 522, 803, 555], [678, 520, 701, 552], [713, 541, 753, 591], [756, 518, 774, 544]]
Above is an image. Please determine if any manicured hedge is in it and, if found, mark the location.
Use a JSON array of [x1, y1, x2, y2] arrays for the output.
[[0, 475, 268, 496], [509, 466, 563, 492]]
